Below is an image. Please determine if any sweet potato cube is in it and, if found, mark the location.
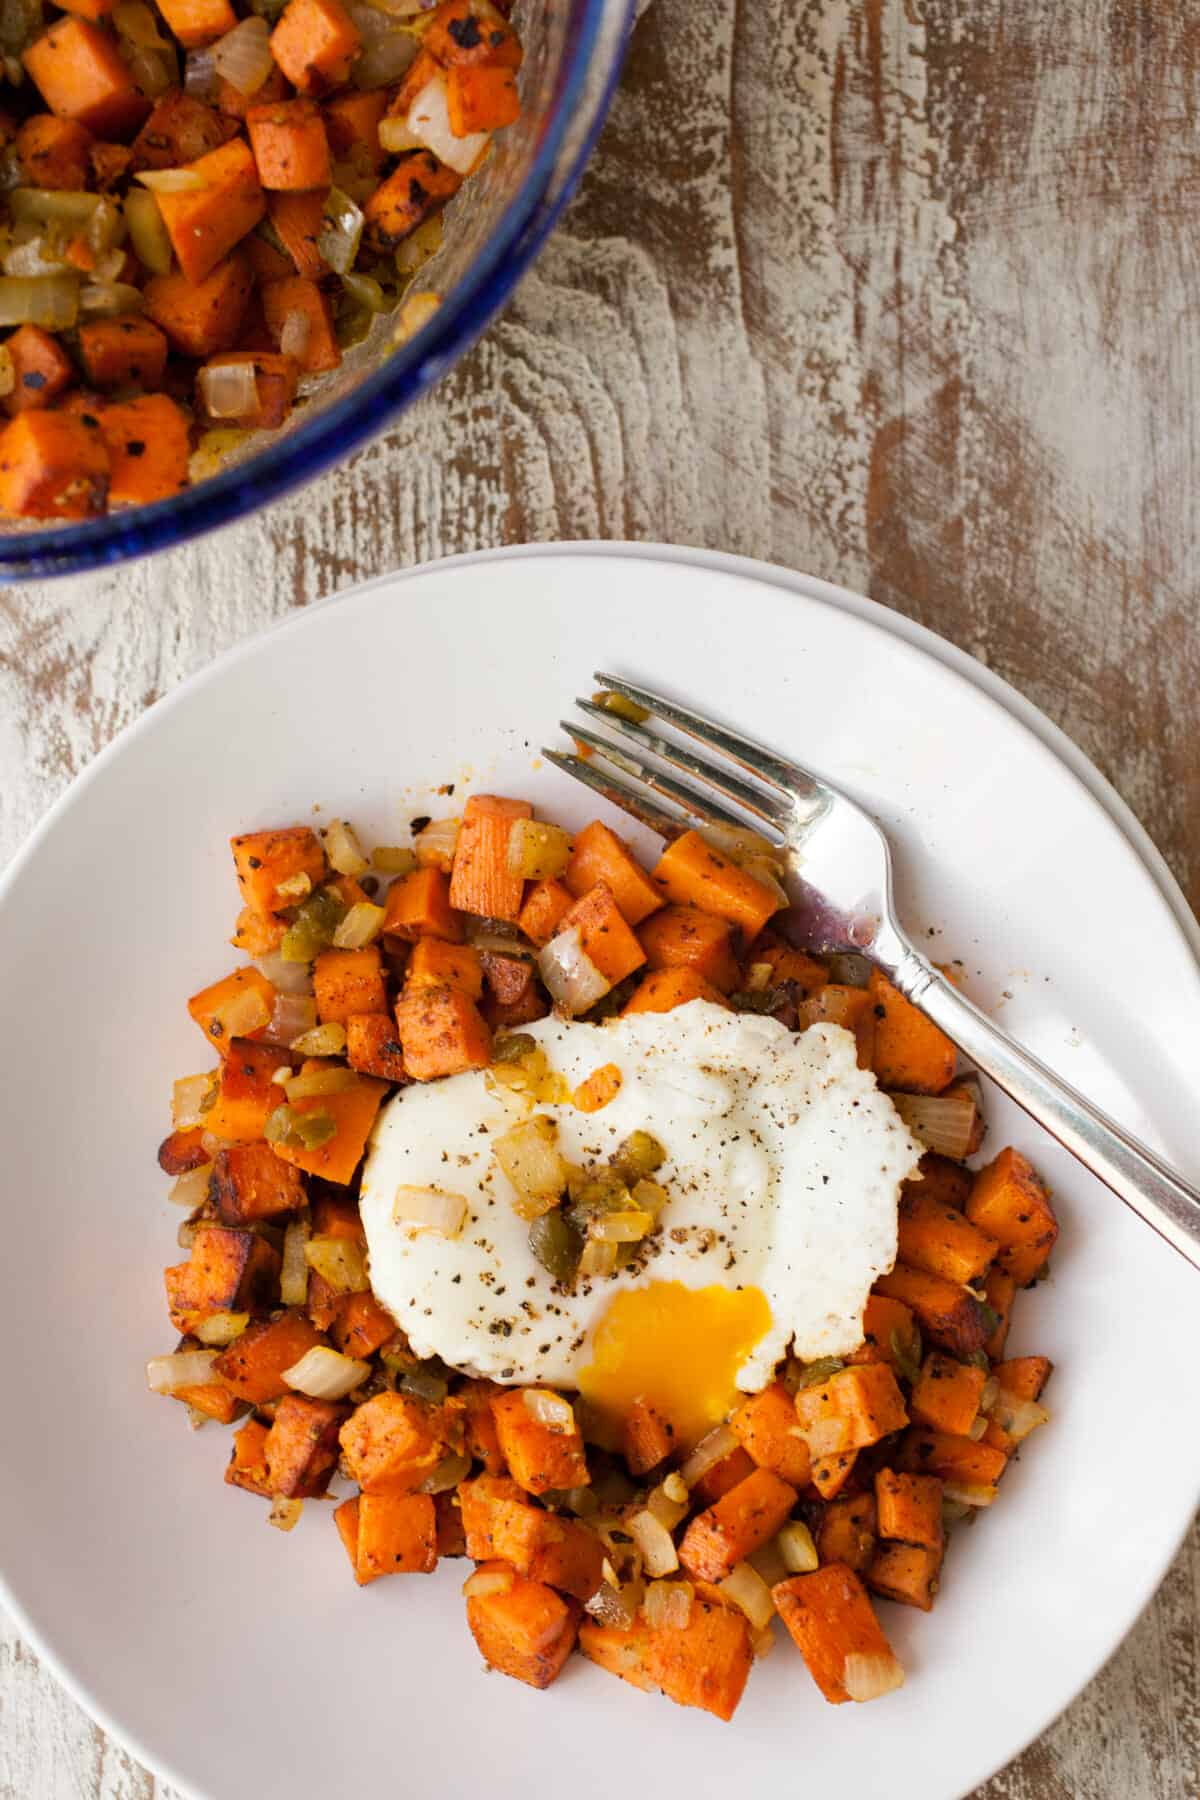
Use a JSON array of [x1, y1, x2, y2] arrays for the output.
[[653, 830, 783, 938], [866, 1542, 942, 1612], [324, 87, 387, 165], [143, 254, 253, 358], [517, 877, 574, 947], [395, 983, 491, 1081], [271, 1075, 387, 1184], [3, 322, 75, 414], [333, 1494, 360, 1573], [226, 1417, 272, 1495], [690, 1443, 755, 1507], [345, 1012, 408, 1082], [731, 1381, 812, 1487], [810, 1450, 857, 1500], [459, 1379, 506, 1473], [423, 0, 522, 68], [772, 1564, 903, 1705], [904, 1151, 972, 1211], [847, 1294, 920, 1373], [0, 411, 108, 520], [753, 943, 829, 993], [205, 1038, 282, 1142], [868, 968, 956, 1093], [466, 1567, 579, 1689], [172, 1378, 241, 1422], [213, 1310, 325, 1403], [564, 820, 664, 926], [994, 1355, 1053, 1400], [966, 1147, 1059, 1285], [458, 1473, 546, 1566], [157, 1126, 209, 1175], [16, 114, 92, 189], [621, 1396, 676, 1476], [446, 61, 519, 133], [873, 1263, 991, 1359], [449, 793, 531, 921], [312, 1189, 364, 1242], [166, 1224, 279, 1329], [678, 1467, 796, 1583], [898, 1190, 999, 1286], [796, 984, 877, 1068], [355, 1491, 437, 1581], [874, 1470, 943, 1549], [270, 0, 361, 95], [382, 866, 463, 942], [98, 394, 190, 506], [528, 1515, 606, 1603], [231, 825, 326, 914], [623, 968, 730, 1014], [79, 316, 168, 391], [558, 881, 646, 987], [909, 1352, 987, 1437], [578, 1616, 657, 1695], [313, 945, 387, 1022], [187, 964, 275, 1054], [210, 1141, 305, 1224], [246, 96, 330, 190], [24, 18, 149, 137], [983, 1267, 1017, 1359], [815, 1492, 877, 1573], [896, 1428, 1007, 1490], [490, 1389, 589, 1495], [406, 937, 483, 998], [264, 1393, 344, 1497], [157, 0, 235, 45], [362, 149, 461, 250], [636, 904, 740, 993], [132, 90, 236, 168], [261, 274, 340, 373], [154, 135, 264, 285], [579, 1598, 753, 1721], [792, 1364, 909, 1460], [339, 1391, 454, 1494], [330, 1290, 397, 1359]]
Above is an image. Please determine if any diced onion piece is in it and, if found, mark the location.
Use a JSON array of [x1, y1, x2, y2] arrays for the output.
[[492, 1115, 567, 1218], [645, 1480, 688, 1532], [350, 12, 417, 89], [589, 1209, 654, 1244], [372, 844, 417, 875], [125, 41, 177, 95], [522, 1389, 576, 1433], [211, 983, 272, 1040], [752, 1624, 777, 1660], [980, 1376, 1000, 1413], [283, 1064, 356, 1100], [406, 72, 489, 174], [268, 1497, 303, 1532], [392, 1185, 467, 1239], [290, 1021, 347, 1057], [261, 991, 318, 1047], [210, 15, 272, 93], [463, 1566, 514, 1600], [578, 1238, 617, 1279], [506, 818, 572, 881], [254, 953, 315, 995], [146, 1349, 219, 1393], [304, 1234, 369, 1293], [317, 185, 363, 276], [189, 428, 247, 483], [794, 1414, 852, 1459], [941, 1480, 999, 1508], [378, 112, 422, 153], [177, 1216, 199, 1250], [843, 1651, 905, 1703], [136, 167, 207, 192], [584, 1580, 637, 1629], [113, 1, 170, 46], [0, 274, 78, 330], [413, 815, 459, 872], [283, 1344, 371, 1399], [394, 289, 440, 344], [989, 1390, 1050, 1443], [643, 1579, 693, 1630], [80, 281, 143, 318], [198, 357, 258, 420], [3, 237, 70, 278], [172, 1071, 216, 1130], [8, 189, 103, 229], [280, 1215, 310, 1306], [746, 961, 774, 992], [776, 1521, 819, 1574], [393, 210, 442, 275], [718, 1561, 775, 1631], [629, 1508, 679, 1578], [679, 1423, 737, 1488], [325, 817, 369, 877], [888, 1086, 982, 1160], [419, 1449, 472, 1494], [538, 925, 610, 1015], [279, 306, 310, 359], [332, 901, 385, 950], [967, 1415, 988, 1441], [184, 47, 219, 97], [193, 1310, 250, 1346], [699, 823, 785, 873], [168, 1163, 213, 1208], [747, 1539, 790, 1590]]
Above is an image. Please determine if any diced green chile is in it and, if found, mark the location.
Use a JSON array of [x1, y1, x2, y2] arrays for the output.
[[528, 1209, 583, 1286], [280, 886, 348, 961]]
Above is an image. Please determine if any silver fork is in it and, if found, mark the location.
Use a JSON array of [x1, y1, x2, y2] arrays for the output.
[[546, 672, 1200, 1272]]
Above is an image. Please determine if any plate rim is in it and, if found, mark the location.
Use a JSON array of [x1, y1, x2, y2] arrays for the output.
[[1, 540, 1195, 1799]]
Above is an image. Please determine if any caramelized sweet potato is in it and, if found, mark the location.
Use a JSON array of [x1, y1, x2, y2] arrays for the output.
[[339, 1391, 456, 1494], [345, 1011, 408, 1082], [362, 149, 461, 251], [490, 1389, 589, 1495], [466, 1565, 579, 1689], [313, 945, 388, 1021], [231, 825, 326, 914], [772, 1563, 903, 1705], [898, 1190, 999, 1286], [205, 1038, 282, 1141], [966, 1147, 1058, 1285], [458, 1473, 545, 1565], [15, 113, 92, 188], [730, 1381, 812, 1487], [225, 1416, 272, 1495], [866, 1541, 942, 1612], [330, 1290, 397, 1359], [246, 96, 330, 191], [690, 1443, 755, 1507], [143, 254, 254, 359], [564, 821, 663, 927], [187, 964, 274, 1053], [636, 903, 740, 992], [623, 968, 731, 1014], [355, 1491, 437, 1580], [982, 1266, 1017, 1359], [395, 983, 492, 1081], [406, 937, 483, 998], [846, 1294, 920, 1374], [873, 1263, 991, 1359], [580, 1597, 753, 1722], [809, 1450, 857, 1500], [23, 18, 149, 136], [896, 1428, 1007, 1491], [448, 793, 531, 921], [679, 1467, 797, 1583], [423, 0, 522, 67], [131, 90, 235, 168], [382, 866, 463, 942], [153, 136, 264, 285], [261, 275, 340, 373], [2, 323, 75, 416], [622, 1396, 676, 1476], [903, 1151, 972, 1211], [792, 1364, 909, 1459], [269, 0, 361, 95], [271, 1074, 387, 1184], [815, 1492, 877, 1573], [264, 1393, 344, 1497], [214, 1309, 325, 1403], [458, 1378, 506, 1473], [158, 1126, 209, 1175], [874, 1469, 943, 1549], [517, 877, 574, 947], [0, 410, 108, 520], [165, 1223, 279, 1329], [868, 968, 956, 1093], [210, 1141, 305, 1224], [653, 830, 782, 938], [909, 1352, 987, 1437]]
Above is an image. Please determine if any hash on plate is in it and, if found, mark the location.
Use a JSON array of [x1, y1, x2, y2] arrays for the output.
[[150, 751, 1059, 1720]]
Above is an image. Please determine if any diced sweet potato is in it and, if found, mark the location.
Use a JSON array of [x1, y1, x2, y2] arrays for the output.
[[261, 274, 340, 373], [271, 1074, 387, 1184], [446, 60, 519, 133], [313, 945, 387, 1021], [868, 968, 956, 1093], [226, 1416, 272, 1495], [246, 96, 330, 190], [407, 937, 483, 998], [448, 794, 531, 921], [873, 1263, 991, 1359], [205, 1038, 282, 1142], [15, 113, 92, 188], [993, 1355, 1053, 1401], [490, 1389, 589, 1495], [266, 188, 326, 278], [79, 317, 168, 391], [874, 1470, 943, 1549], [264, 1393, 344, 1497], [966, 1147, 1058, 1285], [311, 1189, 364, 1242], [982, 1266, 1017, 1359], [230, 905, 284, 956], [382, 866, 463, 942], [690, 1443, 755, 1507], [564, 821, 663, 926], [187, 964, 274, 1053], [395, 983, 492, 1081], [270, 0, 361, 95], [324, 88, 387, 166], [362, 149, 462, 250], [653, 830, 783, 938], [330, 1290, 397, 1359], [23, 18, 149, 137], [466, 1566, 579, 1689], [792, 1364, 909, 1459], [157, 1126, 209, 1175], [165, 1223, 279, 1329], [197, 351, 299, 429], [898, 1190, 999, 1285], [157, 0, 236, 46], [478, 951, 547, 1028], [2, 323, 75, 416], [345, 1012, 408, 1082], [98, 394, 190, 506], [773, 1564, 903, 1705], [581, 1597, 753, 1722], [636, 904, 740, 993], [622, 1396, 676, 1476], [556, 881, 648, 988], [752, 943, 829, 994], [172, 1378, 241, 1423], [796, 984, 877, 1068], [0, 411, 108, 520], [679, 1467, 796, 1583], [517, 877, 574, 947], [622, 968, 731, 1014], [815, 1492, 877, 1573], [730, 1382, 812, 1487], [333, 1493, 360, 1572], [459, 1378, 506, 1473], [231, 825, 326, 914], [809, 1450, 857, 1500], [435, 1491, 467, 1557], [153, 136, 265, 284], [903, 1151, 972, 1211], [896, 1428, 1007, 1489], [909, 1352, 987, 1437], [339, 1391, 455, 1494], [458, 1473, 544, 1564], [306, 1268, 339, 1331], [354, 1491, 437, 1581], [866, 1541, 942, 1612], [210, 1141, 304, 1224], [132, 91, 236, 168], [143, 253, 253, 358], [214, 1309, 325, 1403], [847, 1294, 920, 1374]]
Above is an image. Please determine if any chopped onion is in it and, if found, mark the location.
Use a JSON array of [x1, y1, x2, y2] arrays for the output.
[[332, 901, 385, 949], [184, 46, 219, 98], [392, 1184, 467, 1239], [283, 1344, 371, 1399], [989, 1390, 1050, 1444], [393, 210, 443, 275], [699, 823, 785, 873], [584, 1579, 640, 1629], [193, 1310, 250, 1346], [0, 273, 78, 329], [362, 0, 428, 16], [199, 357, 258, 421], [492, 1115, 566, 1218], [645, 1480, 688, 1532], [119, 188, 168, 276], [507, 818, 572, 881], [3, 237, 69, 278], [268, 1497, 303, 1532], [419, 1449, 472, 1494], [941, 1480, 999, 1508], [124, 41, 176, 95], [172, 1071, 217, 1130], [629, 1508, 679, 1578], [413, 815, 459, 871], [463, 1566, 514, 1600], [372, 845, 417, 873], [261, 991, 318, 1047], [254, 952, 315, 995], [538, 925, 609, 1015], [394, 289, 440, 344], [176, 1216, 200, 1250], [718, 1561, 775, 1631], [113, 1, 170, 45], [843, 1650, 905, 1703], [168, 1163, 213, 1208], [136, 166, 207, 192], [578, 1238, 617, 1279], [751, 1624, 777, 1660], [304, 1233, 369, 1293], [81, 282, 144, 317], [211, 15, 272, 93], [316, 185, 363, 276], [378, 112, 422, 153], [341, 271, 386, 315], [747, 1539, 790, 1591], [280, 1214, 310, 1306], [643, 1579, 693, 1630], [278, 306, 311, 359], [146, 1349, 219, 1393], [406, 72, 489, 174], [589, 1210, 654, 1244], [888, 1084, 982, 1160], [284, 1064, 356, 1101], [522, 1389, 576, 1433], [352, 26, 417, 89], [290, 1021, 347, 1057], [679, 1423, 737, 1488], [325, 817, 370, 877], [211, 982, 272, 1040], [10, 187, 106, 231], [776, 1521, 819, 1574]]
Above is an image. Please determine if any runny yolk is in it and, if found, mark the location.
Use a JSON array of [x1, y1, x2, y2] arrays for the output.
[[577, 1280, 772, 1453]]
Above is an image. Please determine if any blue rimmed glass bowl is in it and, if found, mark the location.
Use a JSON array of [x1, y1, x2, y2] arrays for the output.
[[0, 0, 633, 580]]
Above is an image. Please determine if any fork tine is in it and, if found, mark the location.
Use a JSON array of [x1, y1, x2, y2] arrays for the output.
[[569, 714, 788, 839], [594, 672, 823, 800], [553, 729, 754, 835], [574, 700, 791, 832], [541, 748, 687, 839]]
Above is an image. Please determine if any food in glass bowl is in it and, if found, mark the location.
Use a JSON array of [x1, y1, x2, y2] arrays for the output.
[[150, 772, 1060, 1721], [0, 0, 523, 518]]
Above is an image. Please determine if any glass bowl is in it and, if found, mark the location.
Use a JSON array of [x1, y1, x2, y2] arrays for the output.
[[0, 0, 634, 581]]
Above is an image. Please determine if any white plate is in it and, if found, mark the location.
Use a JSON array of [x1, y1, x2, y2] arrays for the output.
[[1, 545, 1196, 1800]]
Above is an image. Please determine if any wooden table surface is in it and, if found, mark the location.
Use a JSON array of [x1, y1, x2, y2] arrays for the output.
[[1, 0, 1197, 1793]]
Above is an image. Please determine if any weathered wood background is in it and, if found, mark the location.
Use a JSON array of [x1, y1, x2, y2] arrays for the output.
[[1, 0, 1197, 1792]]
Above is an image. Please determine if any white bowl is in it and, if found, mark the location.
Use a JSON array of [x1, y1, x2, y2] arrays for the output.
[[1, 544, 1196, 1800]]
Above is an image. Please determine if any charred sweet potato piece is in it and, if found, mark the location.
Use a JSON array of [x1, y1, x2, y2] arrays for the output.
[[874, 1470, 943, 1549], [966, 1147, 1058, 1285], [773, 1563, 903, 1705], [873, 1264, 991, 1359], [896, 1428, 1007, 1492], [407, 937, 484, 997], [868, 968, 956, 1093], [490, 1389, 589, 1495], [580, 1597, 753, 1721], [225, 1416, 272, 1495], [165, 1224, 279, 1330], [809, 1450, 858, 1500], [3, 323, 75, 414], [345, 1012, 408, 1082], [158, 1126, 209, 1175], [815, 1492, 877, 1573], [210, 1141, 305, 1224], [623, 968, 730, 1014], [395, 983, 492, 1081], [205, 1038, 282, 1142], [679, 1468, 797, 1583], [339, 1391, 456, 1494], [909, 1352, 987, 1437], [362, 149, 461, 251], [271, 1075, 387, 1185], [330, 1290, 397, 1359], [214, 1309, 325, 1403], [187, 965, 275, 1053], [231, 825, 326, 915], [172, 1377, 241, 1422], [866, 1541, 942, 1612], [465, 1566, 579, 1689], [730, 1381, 812, 1487], [264, 1393, 345, 1497], [903, 1152, 972, 1211], [690, 1443, 755, 1507], [458, 1473, 545, 1566], [898, 1190, 999, 1286]]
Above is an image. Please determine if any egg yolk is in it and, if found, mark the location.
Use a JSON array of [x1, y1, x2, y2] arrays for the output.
[[577, 1280, 772, 1452]]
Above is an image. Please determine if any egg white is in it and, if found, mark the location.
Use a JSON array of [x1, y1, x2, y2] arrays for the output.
[[359, 1003, 922, 1392]]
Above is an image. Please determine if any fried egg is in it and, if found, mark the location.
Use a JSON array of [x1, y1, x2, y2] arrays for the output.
[[360, 1004, 921, 1446]]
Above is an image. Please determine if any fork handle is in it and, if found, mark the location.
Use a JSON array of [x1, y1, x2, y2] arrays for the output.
[[889, 947, 1200, 1270]]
